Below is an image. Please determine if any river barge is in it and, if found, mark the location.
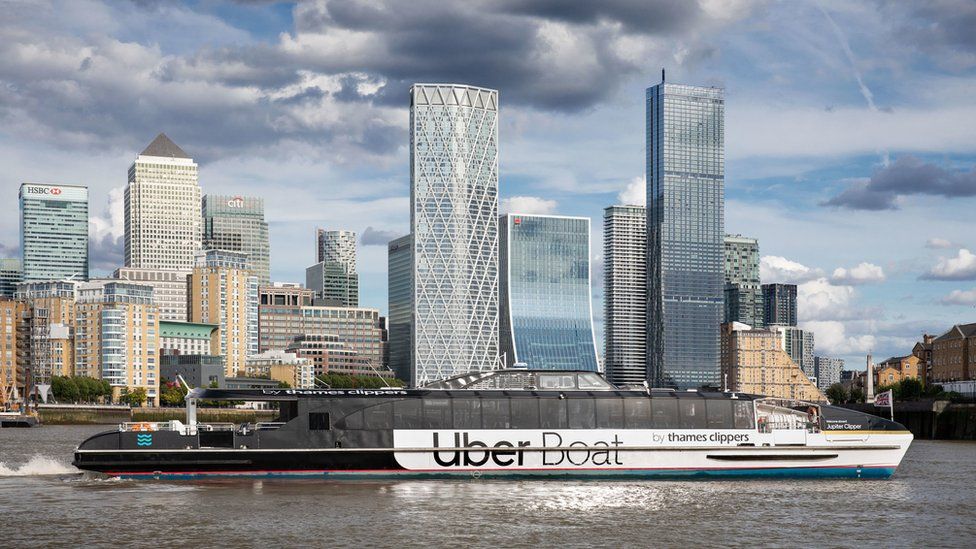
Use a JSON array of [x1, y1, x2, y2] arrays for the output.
[[73, 370, 912, 480]]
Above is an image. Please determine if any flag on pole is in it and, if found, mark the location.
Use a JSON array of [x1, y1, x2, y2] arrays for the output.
[[874, 390, 894, 420]]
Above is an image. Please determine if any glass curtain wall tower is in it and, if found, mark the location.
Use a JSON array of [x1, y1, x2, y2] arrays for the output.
[[724, 234, 763, 327], [499, 214, 598, 371], [19, 183, 89, 282], [202, 195, 271, 285], [410, 83, 499, 386], [646, 79, 725, 389]]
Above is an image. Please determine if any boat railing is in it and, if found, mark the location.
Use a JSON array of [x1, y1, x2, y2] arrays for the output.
[[119, 420, 184, 432], [196, 422, 236, 432], [254, 422, 285, 431]]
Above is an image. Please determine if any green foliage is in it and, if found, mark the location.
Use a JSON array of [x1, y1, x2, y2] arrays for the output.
[[119, 387, 148, 407], [315, 373, 406, 389], [277, 380, 291, 389], [50, 376, 114, 403], [825, 383, 848, 404], [159, 379, 188, 407], [849, 387, 865, 403]]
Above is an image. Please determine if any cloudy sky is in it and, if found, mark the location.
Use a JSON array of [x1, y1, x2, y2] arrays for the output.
[[2, 0, 976, 367]]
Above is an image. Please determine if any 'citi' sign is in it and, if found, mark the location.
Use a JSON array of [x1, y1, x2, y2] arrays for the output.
[[227, 196, 245, 208]]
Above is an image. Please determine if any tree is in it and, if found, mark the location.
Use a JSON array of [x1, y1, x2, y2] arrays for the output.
[[120, 387, 148, 407], [826, 383, 848, 404], [159, 379, 188, 407], [899, 378, 924, 401], [849, 387, 865, 403]]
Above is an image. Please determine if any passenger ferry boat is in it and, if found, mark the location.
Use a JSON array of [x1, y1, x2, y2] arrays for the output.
[[73, 370, 913, 480]]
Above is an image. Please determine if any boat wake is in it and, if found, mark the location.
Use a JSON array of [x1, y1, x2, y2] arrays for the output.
[[0, 455, 77, 477]]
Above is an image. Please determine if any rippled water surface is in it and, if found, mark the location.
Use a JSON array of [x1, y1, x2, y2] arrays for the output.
[[1, 425, 974, 548]]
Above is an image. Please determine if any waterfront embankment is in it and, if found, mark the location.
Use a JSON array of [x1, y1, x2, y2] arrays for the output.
[[842, 401, 976, 440], [36, 404, 277, 425]]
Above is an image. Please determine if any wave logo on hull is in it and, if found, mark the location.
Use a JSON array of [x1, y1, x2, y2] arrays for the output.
[[136, 434, 153, 447]]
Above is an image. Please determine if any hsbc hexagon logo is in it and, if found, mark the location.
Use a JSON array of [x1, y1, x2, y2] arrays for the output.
[[49, 188, 62, 195]]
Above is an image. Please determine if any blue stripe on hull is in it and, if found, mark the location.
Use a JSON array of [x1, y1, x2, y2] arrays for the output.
[[118, 466, 896, 481]]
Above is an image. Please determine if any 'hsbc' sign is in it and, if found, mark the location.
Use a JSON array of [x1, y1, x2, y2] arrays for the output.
[[22, 184, 87, 202]]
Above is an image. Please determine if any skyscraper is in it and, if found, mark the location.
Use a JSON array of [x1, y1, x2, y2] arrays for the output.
[[309, 230, 358, 307], [499, 214, 598, 371], [410, 83, 499, 386], [203, 195, 271, 284], [763, 283, 798, 326], [646, 80, 725, 389], [814, 356, 844, 390], [770, 324, 815, 379], [604, 205, 648, 385], [19, 183, 89, 282], [387, 234, 412, 383], [125, 133, 202, 271], [724, 234, 763, 327], [316, 229, 357, 270]]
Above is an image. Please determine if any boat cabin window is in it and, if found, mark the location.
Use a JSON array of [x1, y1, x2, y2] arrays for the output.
[[678, 400, 707, 429], [423, 399, 451, 429], [651, 398, 680, 428], [452, 398, 482, 429], [577, 373, 609, 390], [364, 403, 393, 430], [309, 412, 331, 430], [567, 398, 596, 429], [539, 399, 569, 429], [538, 374, 576, 390], [705, 400, 734, 429], [481, 399, 511, 429], [595, 398, 624, 429], [733, 400, 756, 429], [624, 398, 652, 429], [394, 399, 423, 429], [510, 398, 540, 429]]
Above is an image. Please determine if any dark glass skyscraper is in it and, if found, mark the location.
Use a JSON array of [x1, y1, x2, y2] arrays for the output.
[[762, 283, 798, 327], [202, 195, 270, 284], [387, 234, 412, 383], [646, 80, 725, 389], [499, 214, 598, 371]]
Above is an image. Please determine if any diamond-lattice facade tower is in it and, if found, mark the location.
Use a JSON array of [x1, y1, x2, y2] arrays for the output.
[[409, 83, 499, 386]]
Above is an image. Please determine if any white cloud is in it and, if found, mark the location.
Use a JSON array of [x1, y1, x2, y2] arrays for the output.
[[760, 255, 822, 284], [830, 262, 885, 285], [797, 278, 856, 321], [616, 176, 645, 206], [500, 196, 558, 215], [801, 320, 876, 356], [922, 248, 976, 280], [926, 237, 953, 249], [940, 288, 976, 306]]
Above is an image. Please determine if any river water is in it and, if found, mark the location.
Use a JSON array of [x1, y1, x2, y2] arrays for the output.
[[1, 425, 973, 548]]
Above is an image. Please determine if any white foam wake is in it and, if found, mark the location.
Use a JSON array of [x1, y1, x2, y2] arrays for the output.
[[0, 455, 77, 476]]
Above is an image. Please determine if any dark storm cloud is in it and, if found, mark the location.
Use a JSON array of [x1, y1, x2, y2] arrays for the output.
[[0, 0, 749, 162], [360, 226, 402, 246], [495, 0, 703, 34], [821, 156, 976, 210]]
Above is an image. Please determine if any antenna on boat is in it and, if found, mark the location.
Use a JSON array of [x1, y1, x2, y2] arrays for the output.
[[363, 359, 393, 388]]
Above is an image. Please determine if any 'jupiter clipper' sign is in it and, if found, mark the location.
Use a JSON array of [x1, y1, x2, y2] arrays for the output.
[[393, 430, 754, 470]]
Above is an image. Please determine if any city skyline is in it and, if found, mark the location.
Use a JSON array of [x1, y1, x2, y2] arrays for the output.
[[1, 1, 975, 368]]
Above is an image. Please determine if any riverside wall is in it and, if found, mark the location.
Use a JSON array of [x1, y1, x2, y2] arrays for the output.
[[841, 401, 976, 440]]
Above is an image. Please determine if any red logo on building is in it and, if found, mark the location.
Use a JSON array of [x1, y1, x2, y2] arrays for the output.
[[513, 217, 521, 225], [49, 188, 62, 195]]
